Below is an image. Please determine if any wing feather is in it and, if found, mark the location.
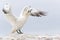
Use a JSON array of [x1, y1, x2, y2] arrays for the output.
[[30, 9, 47, 17], [2, 3, 17, 26]]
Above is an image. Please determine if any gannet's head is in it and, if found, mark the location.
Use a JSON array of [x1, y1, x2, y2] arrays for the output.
[[22, 6, 32, 16]]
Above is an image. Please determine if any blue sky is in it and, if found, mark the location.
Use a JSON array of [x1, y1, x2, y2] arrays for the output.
[[0, 0, 60, 36]]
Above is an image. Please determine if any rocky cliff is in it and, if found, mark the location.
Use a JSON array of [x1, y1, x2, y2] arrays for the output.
[[0, 33, 60, 40]]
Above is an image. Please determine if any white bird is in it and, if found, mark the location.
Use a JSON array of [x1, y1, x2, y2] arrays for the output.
[[2, 3, 46, 34]]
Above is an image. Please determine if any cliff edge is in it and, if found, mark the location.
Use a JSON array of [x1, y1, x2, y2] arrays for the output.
[[0, 33, 60, 40]]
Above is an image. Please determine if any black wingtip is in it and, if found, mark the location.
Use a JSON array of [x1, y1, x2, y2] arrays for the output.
[[39, 11, 47, 16], [2, 9, 8, 14]]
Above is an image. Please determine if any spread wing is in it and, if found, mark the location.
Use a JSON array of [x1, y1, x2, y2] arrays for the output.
[[30, 9, 47, 17], [2, 3, 17, 26]]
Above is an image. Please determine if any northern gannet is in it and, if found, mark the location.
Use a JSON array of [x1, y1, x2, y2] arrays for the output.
[[2, 3, 46, 34]]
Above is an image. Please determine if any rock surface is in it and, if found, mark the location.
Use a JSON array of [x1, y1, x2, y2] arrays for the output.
[[0, 33, 60, 40]]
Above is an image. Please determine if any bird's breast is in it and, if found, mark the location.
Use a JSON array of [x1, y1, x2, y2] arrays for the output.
[[16, 16, 29, 29]]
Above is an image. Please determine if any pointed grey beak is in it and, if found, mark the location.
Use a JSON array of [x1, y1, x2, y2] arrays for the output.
[[28, 8, 32, 13]]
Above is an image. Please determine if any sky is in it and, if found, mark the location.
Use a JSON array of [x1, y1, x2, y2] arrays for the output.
[[0, 0, 60, 36]]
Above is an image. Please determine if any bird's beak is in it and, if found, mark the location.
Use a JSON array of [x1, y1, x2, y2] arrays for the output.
[[28, 8, 32, 13]]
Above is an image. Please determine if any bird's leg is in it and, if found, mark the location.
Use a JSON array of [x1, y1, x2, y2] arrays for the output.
[[16, 29, 23, 34], [10, 28, 23, 34]]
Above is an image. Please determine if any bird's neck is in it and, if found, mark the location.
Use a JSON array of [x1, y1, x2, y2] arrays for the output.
[[22, 15, 30, 20], [21, 13, 30, 18]]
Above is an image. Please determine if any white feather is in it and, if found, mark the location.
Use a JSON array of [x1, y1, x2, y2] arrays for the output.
[[3, 4, 31, 33], [2, 3, 47, 34]]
